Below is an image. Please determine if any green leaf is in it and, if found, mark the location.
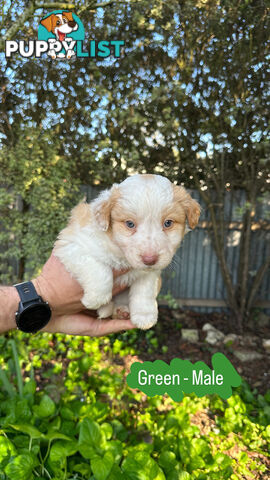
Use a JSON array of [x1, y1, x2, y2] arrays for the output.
[[49, 442, 67, 464], [73, 463, 92, 476], [167, 471, 191, 480], [91, 452, 114, 480], [60, 407, 74, 420], [104, 440, 123, 464], [48, 441, 77, 472], [23, 379, 36, 396], [121, 457, 149, 480], [158, 451, 177, 472], [107, 464, 126, 479], [122, 453, 165, 480], [5, 453, 34, 480], [9, 424, 44, 439], [79, 418, 103, 446], [190, 438, 211, 459], [34, 394, 55, 418], [45, 431, 72, 442], [15, 399, 32, 423], [101, 422, 113, 440], [0, 436, 17, 463], [111, 419, 128, 441]]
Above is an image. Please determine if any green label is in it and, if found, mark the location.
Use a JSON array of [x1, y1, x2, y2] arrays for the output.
[[126, 353, 241, 402]]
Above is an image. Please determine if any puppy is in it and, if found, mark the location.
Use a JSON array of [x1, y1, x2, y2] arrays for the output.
[[54, 174, 200, 329], [40, 12, 78, 59]]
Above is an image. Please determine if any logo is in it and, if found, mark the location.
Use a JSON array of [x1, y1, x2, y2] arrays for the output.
[[5, 10, 125, 59]]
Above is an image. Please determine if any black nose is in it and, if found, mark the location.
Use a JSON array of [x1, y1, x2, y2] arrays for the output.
[[68, 20, 76, 28]]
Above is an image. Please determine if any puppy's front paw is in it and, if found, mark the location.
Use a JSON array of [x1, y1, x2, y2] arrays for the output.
[[131, 311, 157, 330], [81, 294, 101, 310], [67, 49, 75, 59], [98, 301, 114, 319]]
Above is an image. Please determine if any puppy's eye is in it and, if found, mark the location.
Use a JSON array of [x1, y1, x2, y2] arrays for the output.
[[63, 18, 68, 23], [125, 220, 135, 229], [56, 20, 61, 25], [163, 219, 174, 228]]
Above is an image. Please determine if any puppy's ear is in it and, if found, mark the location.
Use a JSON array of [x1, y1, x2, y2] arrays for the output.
[[92, 185, 119, 231], [63, 11, 74, 22], [40, 15, 54, 32], [173, 185, 200, 229]]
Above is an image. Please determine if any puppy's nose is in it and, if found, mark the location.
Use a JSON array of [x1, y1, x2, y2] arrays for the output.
[[141, 254, 158, 266], [68, 20, 76, 27]]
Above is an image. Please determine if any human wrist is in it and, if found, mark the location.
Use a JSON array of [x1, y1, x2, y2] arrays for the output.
[[32, 277, 53, 307], [0, 286, 20, 333]]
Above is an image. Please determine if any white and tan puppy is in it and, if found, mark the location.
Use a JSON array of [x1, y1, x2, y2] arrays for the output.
[[54, 174, 200, 329]]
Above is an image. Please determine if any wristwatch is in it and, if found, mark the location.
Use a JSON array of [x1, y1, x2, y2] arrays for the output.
[[14, 281, 51, 333]]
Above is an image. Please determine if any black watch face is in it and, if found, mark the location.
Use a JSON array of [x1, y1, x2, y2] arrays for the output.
[[17, 304, 51, 333]]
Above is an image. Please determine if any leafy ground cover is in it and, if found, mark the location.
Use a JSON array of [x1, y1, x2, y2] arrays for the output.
[[0, 315, 269, 480]]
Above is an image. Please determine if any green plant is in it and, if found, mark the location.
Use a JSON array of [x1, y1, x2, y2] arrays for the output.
[[0, 333, 269, 479], [158, 292, 179, 310]]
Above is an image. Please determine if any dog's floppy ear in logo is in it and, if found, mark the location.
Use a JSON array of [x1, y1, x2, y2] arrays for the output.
[[40, 15, 53, 32]]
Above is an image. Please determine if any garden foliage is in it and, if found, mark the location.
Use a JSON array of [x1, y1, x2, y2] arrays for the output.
[[0, 333, 269, 480]]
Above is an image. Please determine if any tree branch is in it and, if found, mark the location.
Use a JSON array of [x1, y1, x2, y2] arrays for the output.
[[191, 170, 241, 326], [1, 2, 36, 50], [35, 3, 76, 9], [246, 254, 270, 315]]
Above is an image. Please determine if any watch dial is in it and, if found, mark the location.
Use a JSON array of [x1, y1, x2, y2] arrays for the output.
[[17, 304, 51, 333]]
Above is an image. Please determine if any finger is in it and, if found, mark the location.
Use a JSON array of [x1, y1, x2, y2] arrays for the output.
[[112, 268, 130, 279], [44, 313, 135, 336], [95, 318, 135, 336], [112, 283, 129, 296]]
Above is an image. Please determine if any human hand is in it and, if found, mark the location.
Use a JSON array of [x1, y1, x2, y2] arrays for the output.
[[32, 254, 134, 336]]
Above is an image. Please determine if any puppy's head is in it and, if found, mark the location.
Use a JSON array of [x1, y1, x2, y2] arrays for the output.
[[93, 174, 200, 270]]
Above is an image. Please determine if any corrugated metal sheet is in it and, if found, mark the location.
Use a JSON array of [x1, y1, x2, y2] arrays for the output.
[[84, 185, 270, 312]]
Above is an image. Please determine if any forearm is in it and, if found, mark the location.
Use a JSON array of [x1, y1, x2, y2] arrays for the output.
[[0, 286, 19, 333]]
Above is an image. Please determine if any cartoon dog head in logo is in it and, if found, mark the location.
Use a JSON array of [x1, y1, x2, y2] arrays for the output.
[[40, 11, 78, 42]]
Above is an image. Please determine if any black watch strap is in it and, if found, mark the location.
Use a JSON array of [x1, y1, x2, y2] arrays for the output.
[[14, 281, 40, 304], [14, 281, 51, 333]]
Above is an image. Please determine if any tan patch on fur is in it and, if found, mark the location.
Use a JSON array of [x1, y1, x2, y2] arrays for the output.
[[140, 174, 156, 181], [111, 201, 138, 237], [162, 203, 186, 226], [94, 187, 121, 232], [54, 202, 91, 251], [70, 203, 91, 227], [111, 202, 136, 223], [172, 185, 201, 229]]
